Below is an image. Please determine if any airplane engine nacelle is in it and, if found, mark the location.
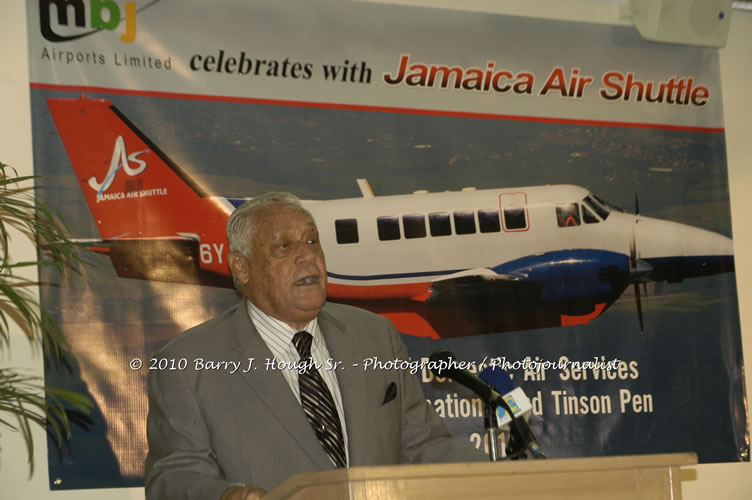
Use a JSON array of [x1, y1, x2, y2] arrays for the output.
[[494, 250, 630, 315]]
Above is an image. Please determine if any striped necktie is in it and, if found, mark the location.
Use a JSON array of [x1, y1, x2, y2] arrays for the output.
[[292, 330, 347, 468]]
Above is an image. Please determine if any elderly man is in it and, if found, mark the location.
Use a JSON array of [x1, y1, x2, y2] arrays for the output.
[[145, 193, 486, 500]]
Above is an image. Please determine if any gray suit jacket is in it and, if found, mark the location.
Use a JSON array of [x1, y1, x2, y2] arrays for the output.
[[145, 301, 486, 499]]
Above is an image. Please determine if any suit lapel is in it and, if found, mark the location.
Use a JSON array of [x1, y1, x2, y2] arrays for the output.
[[227, 301, 332, 470], [319, 305, 370, 466]]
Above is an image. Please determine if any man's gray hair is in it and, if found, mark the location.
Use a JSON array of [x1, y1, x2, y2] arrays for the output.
[[226, 192, 314, 257]]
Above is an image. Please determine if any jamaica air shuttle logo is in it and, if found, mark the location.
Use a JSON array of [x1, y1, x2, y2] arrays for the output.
[[90, 135, 149, 202], [39, 0, 161, 43]]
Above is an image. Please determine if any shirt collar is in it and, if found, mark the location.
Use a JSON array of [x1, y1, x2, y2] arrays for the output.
[[245, 299, 323, 346]]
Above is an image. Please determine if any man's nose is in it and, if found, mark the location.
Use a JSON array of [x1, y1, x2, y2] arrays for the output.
[[294, 241, 316, 262]]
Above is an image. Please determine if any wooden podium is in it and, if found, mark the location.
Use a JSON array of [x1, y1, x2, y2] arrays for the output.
[[265, 453, 697, 500]]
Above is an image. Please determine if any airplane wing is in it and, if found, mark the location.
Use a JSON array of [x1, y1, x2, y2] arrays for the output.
[[422, 268, 542, 309]]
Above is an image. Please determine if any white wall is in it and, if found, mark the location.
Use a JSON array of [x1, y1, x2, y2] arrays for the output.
[[1, 0, 749, 498]]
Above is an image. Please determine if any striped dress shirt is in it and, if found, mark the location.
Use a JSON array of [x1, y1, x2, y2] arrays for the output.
[[246, 300, 350, 465]]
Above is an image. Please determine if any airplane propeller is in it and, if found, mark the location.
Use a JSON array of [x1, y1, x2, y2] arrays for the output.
[[629, 193, 651, 334]]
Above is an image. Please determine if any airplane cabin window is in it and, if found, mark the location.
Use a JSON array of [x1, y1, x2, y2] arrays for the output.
[[335, 218, 359, 244], [503, 208, 527, 230], [478, 209, 501, 233], [377, 216, 401, 241], [403, 214, 427, 239], [556, 203, 581, 227], [581, 203, 599, 224], [453, 210, 476, 235], [429, 212, 452, 236]]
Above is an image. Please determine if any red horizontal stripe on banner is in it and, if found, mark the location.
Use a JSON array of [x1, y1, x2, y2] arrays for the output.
[[30, 82, 725, 133]]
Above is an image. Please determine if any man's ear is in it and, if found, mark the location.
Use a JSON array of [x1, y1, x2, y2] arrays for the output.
[[228, 252, 250, 285]]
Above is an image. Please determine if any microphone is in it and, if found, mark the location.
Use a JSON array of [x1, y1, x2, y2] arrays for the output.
[[478, 366, 532, 429], [479, 366, 546, 459], [429, 351, 545, 460], [428, 350, 502, 406], [429, 350, 508, 462]]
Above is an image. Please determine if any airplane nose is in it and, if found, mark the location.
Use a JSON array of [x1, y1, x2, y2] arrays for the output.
[[635, 216, 733, 258], [634, 216, 734, 282]]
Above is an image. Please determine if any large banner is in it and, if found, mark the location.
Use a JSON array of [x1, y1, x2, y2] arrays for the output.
[[26, 0, 747, 489]]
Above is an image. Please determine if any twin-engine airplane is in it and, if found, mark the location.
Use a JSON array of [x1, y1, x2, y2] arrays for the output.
[[46, 96, 735, 338]]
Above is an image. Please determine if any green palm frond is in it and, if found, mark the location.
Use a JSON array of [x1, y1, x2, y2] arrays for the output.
[[0, 368, 94, 470], [0, 163, 86, 351], [0, 162, 92, 471]]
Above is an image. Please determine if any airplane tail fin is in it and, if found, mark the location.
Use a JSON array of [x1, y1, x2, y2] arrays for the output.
[[46, 96, 231, 241]]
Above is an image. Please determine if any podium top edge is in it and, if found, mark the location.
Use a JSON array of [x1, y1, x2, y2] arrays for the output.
[[267, 452, 698, 499], [343, 452, 700, 480]]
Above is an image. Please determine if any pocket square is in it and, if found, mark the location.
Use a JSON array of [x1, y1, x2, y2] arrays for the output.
[[382, 382, 398, 405]]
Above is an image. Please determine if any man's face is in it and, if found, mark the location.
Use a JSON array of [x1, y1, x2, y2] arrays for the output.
[[230, 203, 328, 329]]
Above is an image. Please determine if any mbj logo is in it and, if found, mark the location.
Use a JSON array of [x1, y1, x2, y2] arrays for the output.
[[89, 135, 149, 194], [39, 0, 159, 43]]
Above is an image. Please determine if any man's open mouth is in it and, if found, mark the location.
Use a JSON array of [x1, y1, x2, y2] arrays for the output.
[[295, 275, 319, 286]]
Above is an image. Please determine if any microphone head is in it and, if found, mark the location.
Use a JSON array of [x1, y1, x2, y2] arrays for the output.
[[428, 350, 454, 363], [479, 365, 515, 394], [428, 350, 455, 378]]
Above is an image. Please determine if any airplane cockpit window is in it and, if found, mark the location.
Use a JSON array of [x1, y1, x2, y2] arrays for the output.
[[403, 214, 427, 239], [478, 209, 501, 233], [377, 216, 401, 241], [586, 194, 618, 220], [335, 218, 359, 244], [454, 210, 476, 235], [581, 203, 599, 224], [556, 203, 581, 227], [429, 212, 452, 237]]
